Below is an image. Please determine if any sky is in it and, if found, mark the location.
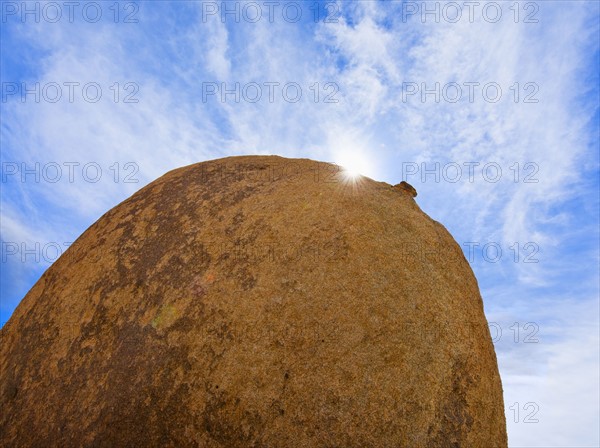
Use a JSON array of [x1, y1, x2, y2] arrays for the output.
[[1, 0, 599, 446]]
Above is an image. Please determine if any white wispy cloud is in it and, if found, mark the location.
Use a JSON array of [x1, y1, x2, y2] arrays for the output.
[[489, 295, 599, 446]]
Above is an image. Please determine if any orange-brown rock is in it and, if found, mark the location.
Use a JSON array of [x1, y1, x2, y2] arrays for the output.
[[0, 155, 507, 447], [392, 181, 418, 197]]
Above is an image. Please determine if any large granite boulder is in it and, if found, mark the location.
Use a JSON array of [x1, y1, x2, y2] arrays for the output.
[[0, 155, 507, 447]]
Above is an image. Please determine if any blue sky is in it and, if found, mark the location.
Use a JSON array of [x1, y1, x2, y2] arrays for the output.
[[1, 1, 599, 445]]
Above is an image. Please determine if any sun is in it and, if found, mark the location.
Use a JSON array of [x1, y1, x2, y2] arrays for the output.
[[336, 152, 371, 183], [342, 166, 362, 181]]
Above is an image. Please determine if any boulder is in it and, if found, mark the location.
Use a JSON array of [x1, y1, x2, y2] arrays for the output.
[[0, 155, 507, 447]]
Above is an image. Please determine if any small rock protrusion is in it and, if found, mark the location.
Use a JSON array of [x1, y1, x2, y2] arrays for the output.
[[393, 181, 417, 198]]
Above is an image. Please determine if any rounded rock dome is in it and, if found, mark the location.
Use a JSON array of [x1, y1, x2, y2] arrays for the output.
[[0, 155, 507, 447]]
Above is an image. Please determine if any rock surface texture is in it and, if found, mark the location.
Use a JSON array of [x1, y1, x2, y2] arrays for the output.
[[0, 156, 507, 447]]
